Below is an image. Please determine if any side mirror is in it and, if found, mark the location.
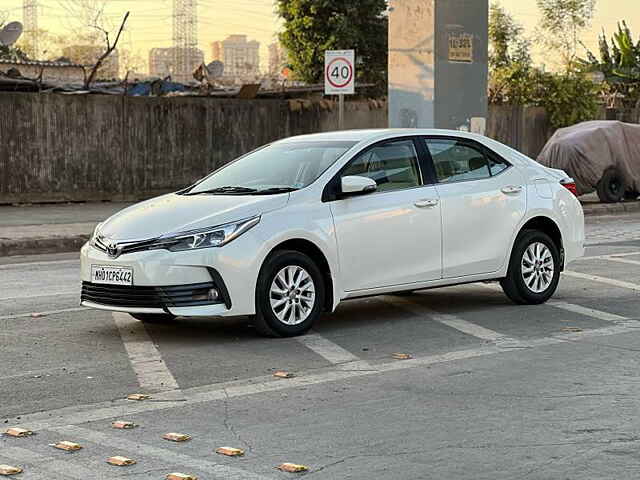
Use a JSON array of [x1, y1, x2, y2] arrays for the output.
[[341, 175, 377, 196]]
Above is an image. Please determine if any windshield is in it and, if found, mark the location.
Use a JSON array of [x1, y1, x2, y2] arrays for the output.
[[185, 141, 357, 195]]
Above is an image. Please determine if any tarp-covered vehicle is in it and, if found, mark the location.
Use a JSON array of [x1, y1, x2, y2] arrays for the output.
[[537, 121, 640, 203]]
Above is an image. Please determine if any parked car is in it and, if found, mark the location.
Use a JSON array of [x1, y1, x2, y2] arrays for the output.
[[81, 129, 585, 337], [538, 120, 640, 203]]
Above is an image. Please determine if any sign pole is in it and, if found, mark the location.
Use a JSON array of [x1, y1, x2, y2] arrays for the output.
[[324, 49, 355, 131]]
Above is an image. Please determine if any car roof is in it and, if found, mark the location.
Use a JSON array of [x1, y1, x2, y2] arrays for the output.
[[278, 128, 491, 144]]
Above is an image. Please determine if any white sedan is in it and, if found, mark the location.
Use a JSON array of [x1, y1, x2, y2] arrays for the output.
[[81, 129, 585, 337]]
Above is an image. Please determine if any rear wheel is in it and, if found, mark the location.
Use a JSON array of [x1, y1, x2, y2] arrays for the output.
[[251, 250, 325, 337], [596, 167, 626, 203], [500, 230, 561, 305], [130, 313, 176, 323], [624, 190, 639, 201]]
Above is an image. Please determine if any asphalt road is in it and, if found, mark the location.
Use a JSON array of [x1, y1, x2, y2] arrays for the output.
[[1, 214, 640, 480]]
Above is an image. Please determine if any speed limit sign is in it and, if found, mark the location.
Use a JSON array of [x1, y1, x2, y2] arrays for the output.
[[325, 50, 355, 95]]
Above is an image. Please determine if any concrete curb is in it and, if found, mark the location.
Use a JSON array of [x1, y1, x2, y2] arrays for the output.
[[582, 201, 640, 216], [0, 235, 90, 257]]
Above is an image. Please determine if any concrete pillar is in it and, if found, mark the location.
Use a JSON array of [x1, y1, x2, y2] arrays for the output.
[[388, 0, 488, 133]]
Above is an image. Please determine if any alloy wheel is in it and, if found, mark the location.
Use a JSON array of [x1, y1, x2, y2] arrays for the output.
[[521, 242, 554, 294], [269, 265, 316, 325]]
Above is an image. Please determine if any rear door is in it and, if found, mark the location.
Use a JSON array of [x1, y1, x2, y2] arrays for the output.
[[422, 136, 526, 278]]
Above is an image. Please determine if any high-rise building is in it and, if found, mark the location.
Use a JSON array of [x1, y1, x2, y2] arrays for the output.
[[268, 42, 288, 77], [149, 47, 204, 80], [210, 35, 260, 81], [149, 48, 174, 78], [211, 41, 223, 62], [62, 45, 120, 80]]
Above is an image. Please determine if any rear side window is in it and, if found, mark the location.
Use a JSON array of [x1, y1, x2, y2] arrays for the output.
[[342, 140, 422, 193], [424, 138, 510, 184]]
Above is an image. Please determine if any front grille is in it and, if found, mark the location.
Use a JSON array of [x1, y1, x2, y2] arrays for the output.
[[81, 281, 221, 309], [94, 236, 159, 257]]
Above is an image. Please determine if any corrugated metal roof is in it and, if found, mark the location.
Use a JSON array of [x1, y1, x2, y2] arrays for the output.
[[0, 58, 84, 68]]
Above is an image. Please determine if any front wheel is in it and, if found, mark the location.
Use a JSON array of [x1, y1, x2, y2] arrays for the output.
[[500, 230, 561, 305], [251, 250, 325, 337]]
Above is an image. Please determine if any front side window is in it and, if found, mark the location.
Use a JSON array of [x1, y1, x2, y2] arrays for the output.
[[341, 140, 422, 193], [424, 139, 491, 184], [185, 141, 356, 195]]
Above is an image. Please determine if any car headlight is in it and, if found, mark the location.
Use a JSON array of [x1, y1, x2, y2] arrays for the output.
[[152, 216, 260, 252]]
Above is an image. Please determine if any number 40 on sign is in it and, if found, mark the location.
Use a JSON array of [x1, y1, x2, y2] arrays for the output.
[[324, 50, 355, 95]]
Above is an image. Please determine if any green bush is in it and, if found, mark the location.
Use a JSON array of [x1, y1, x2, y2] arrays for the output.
[[534, 72, 600, 128]]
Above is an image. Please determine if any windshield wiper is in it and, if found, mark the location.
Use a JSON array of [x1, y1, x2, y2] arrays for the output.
[[186, 186, 258, 195], [252, 187, 300, 195]]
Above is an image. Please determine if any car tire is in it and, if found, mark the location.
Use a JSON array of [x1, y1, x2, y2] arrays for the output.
[[130, 313, 177, 323], [596, 167, 626, 203], [251, 250, 325, 338], [500, 230, 561, 305], [624, 190, 639, 201]]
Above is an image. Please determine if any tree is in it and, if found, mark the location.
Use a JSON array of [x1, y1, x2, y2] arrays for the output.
[[489, 2, 531, 69], [536, 0, 597, 70], [578, 21, 640, 108], [276, 0, 388, 91], [488, 2, 533, 104]]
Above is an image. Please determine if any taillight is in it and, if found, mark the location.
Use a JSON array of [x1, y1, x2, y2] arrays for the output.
[[560, 178, 578, 196]]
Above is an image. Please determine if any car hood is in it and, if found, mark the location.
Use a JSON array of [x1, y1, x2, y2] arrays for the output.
[[98, 192, 289, 241]]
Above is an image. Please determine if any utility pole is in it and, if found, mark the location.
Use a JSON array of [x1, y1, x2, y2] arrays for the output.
[[23, 0, 39, 58], [172, 0, 197, 83]]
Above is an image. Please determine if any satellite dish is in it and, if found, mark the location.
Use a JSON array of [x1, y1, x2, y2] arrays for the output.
[[207, 60, 224, 78], [0, 21, 24, 47]]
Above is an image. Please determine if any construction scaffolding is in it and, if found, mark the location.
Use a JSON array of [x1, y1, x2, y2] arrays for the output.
[[23, 0, 39, 58], [172, 0, 198, 83]]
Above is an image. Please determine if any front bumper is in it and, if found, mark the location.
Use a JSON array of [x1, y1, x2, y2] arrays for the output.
[[80, 236, 262, 317], [80, 278, 231, 316]]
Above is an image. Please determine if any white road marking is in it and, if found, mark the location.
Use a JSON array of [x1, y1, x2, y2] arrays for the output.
[[579, 251, 640, 261], [296, 332, 371, 369], [0, 291, 78, 301], [0, 446, 98, 480], [602, 256, 640, 267], [548, 301, 633, 323], [52, 425, 273, 480], [388, 297, 523, 347], [112, 312, 180, 393], [13, 322, 640, 432], [563, 271, 640, 292], [0, 307, 88, 321], [0, 259, 79, 270]]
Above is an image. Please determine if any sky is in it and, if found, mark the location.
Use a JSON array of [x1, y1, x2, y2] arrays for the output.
[[2, 0, 640, 72]]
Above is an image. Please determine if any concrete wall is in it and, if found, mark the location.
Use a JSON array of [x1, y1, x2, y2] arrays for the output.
[[0, 93, 387, 204]]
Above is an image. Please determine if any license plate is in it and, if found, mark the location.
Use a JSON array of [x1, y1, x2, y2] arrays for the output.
[[91, 265, 133, 286]]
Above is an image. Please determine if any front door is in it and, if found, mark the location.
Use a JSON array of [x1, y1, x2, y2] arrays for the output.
[[329, 139, 442, 292]]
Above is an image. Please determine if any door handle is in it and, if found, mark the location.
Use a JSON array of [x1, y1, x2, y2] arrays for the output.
[[414, 199, 439, 208], [501, 185, 523, 195]]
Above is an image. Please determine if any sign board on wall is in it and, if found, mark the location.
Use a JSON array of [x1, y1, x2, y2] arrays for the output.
[[448, 33, 473, 63], [324, 50, 355, 95]]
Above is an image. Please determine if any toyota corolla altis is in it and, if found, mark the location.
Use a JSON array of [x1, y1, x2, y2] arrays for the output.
[[81, 129, 585, 337]]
